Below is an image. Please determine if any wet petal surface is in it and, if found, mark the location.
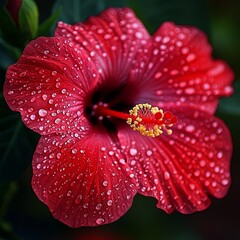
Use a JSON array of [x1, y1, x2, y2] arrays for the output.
[[55, 8, 150, 87], [32, 131, 137, 227], [118, 107, 232, 213], [128, 22, 234, 113], [4, 37, 98, 135]]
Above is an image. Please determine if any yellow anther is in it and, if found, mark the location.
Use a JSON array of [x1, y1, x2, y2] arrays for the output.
[[126, 103, 177, 137]]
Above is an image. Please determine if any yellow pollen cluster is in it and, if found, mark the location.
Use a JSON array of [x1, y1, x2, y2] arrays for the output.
[[127, 103, 173, 137]]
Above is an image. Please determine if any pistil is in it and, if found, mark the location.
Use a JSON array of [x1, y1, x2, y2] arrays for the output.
[[94, 103, 177, 137]]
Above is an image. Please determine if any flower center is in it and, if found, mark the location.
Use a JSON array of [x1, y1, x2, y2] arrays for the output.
[[94, 103, 177, 137]]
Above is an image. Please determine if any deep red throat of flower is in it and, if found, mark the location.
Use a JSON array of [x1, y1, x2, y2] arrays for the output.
[[4, 8, 234, 227]]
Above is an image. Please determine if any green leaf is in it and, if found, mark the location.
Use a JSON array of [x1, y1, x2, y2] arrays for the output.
[[0, 95, 39, 182], [0, 37, 21, 69], [52, 0, 127, 24], [0, 4, 20, 46], [128, 0, 210, 33], [19, 0, 39, 39], [37, 7, 62, 36]]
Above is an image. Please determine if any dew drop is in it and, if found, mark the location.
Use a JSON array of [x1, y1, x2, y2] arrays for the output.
[[30, 114, 36, 120], [52, 71, 57, 76], [54, 118, 61, 124], [184, 87, 195, 95], [103, 180, 108, 187], [83, 203, 89, 208], [154, 36, 162, 42], [8, 90, 14, 95], [135, 31, 143, 39], [217, 151, 223, 159], [119, 159, 126, 165], [90, 51, 95, 57], [20, 72, 26, 77], [38, 109, 47, 117], [130, 173, 135, 178], [36, 163, 41, 169], [162, 36, 170, 43], [130, 148, 137, 156], [154, 178, 159, 184], [107, 200, 113, 206], [199, 159, 206, 167], [44, 50, 49, 54], [154, 72, 162, 79], [221, 179, 229, 186], [130, 160, 136, 166], [189, 183, 195, 190], [181, 47, 189, 54], [42, 94, 47, 100], [164, 171, 170, 180], [72, 149, 77, 154], [185, 125, 195, 133], [108, 151, 114, 156], [96, 218, 105, 225], [170, 69, 179, 76], [96, 204, 102, 210], [186, 53, 196, 62], [146, 149, 153, 156]]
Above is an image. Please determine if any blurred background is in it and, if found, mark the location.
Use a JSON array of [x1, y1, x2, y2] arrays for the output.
[[0, 0, 239, 239]]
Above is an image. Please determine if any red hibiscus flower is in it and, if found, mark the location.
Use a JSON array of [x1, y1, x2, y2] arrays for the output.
[[4, 8, 234, 227]]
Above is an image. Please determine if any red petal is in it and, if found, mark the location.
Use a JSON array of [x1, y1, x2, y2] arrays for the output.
[[32, 131, 137, 227], [55, 8, 150, 86], [4, 36, 98, 135], [128, 22, 234, 114], [118, 107, 232, 213]]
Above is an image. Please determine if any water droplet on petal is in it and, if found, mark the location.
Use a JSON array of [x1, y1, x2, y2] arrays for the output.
[[83, 203, 89, 208], [42, 94, 47, 100], [103, 181, 108, 187], [221, 179, 229, 186], [107, 200, 113, 206], [186, 53, 196, 62], [184, 87, 195, 95], [30, 114, 36, 120], [185, 125, 195, 133], [96, 204, 102, 210], [72, 149, 77, 154], [20, 72, 26, 77], [119, 159, 126, 165], [38, 109, 47, 117], [135, 31, 143, 39], [130, 148, 137, 156], [96, 218, 105, 225], [217, 151, 223, 159], [146, 150, 153, 156], [154, 72, 162, 79], [164, 171, 170, 180]]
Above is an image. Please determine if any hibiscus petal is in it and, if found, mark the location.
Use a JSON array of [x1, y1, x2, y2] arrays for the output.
[[128, 22, 234, 113], [117, 107, 232, 214], [4, 36, 98, 135], [32, 131, 137, 227], [55, 8, 150, 86]]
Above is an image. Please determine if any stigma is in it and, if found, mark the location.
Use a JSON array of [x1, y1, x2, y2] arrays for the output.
[[127, 103, 177, 137], [93, 102, 177, 137]]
